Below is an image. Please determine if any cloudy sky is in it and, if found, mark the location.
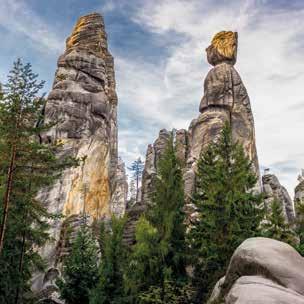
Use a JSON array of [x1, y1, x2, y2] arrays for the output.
[[0, 0, 303, 196]]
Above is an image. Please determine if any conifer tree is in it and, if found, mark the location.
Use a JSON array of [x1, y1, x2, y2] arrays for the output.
[[125, 216, 161, 300], [262, 199, 297, 246], [128, 158, 144, 202], [126, 134, 188, 302], [90, 216, 127, 304], [57, 224, 99, 304], [0, 59, 76, 303], [189, 123, 263, 303]]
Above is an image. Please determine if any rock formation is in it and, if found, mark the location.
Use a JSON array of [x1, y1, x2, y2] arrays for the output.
[[123, 129, 171, 245], [208, 238, 304, 304], [32, 13, 127, 300], [295, 170, 304, 206], [185, 31, 259, 197], [262, 172, 295, 223], [124, 31, 260, 243]]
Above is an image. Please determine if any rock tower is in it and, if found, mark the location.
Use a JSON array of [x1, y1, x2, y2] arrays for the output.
[[124, 31, 261, 244], [262, 172, 295, 223], [32, 13, 127, 301]]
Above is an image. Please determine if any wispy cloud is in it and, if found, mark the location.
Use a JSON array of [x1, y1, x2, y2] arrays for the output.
[[0, 0, 301, 195], [0, 0, 63, 53]]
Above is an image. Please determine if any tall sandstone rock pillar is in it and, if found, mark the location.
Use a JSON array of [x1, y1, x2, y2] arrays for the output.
[[185, 31, 260, 198], [124, 31, 261, 244], [32, 13, 127, 300]]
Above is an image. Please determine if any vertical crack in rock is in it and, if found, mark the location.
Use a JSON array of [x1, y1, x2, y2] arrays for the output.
[[32, 13, 127, 300]]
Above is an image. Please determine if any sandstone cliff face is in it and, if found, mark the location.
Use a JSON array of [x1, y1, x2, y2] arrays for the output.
[[32, 13, 127, 300], [125, 32, 260, 238], [209, 238, 304, 304]]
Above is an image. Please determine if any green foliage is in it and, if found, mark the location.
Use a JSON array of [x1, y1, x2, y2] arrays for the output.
[[90, 216, 127, 304], [126, 216, 161, 298], [294, 200, 304, 255], [57, 225, 99, 304], [189, 122, 263, 303], [126, 134, 188, 302], [138, 281, 194, 304], [261, 199, 297, 246], [128, 157, 144, 203], [0, 59, 76, 303]]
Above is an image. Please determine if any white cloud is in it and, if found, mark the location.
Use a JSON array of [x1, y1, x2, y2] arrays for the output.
[[0, 0, 63, 53], [116, 0, 304, 196]]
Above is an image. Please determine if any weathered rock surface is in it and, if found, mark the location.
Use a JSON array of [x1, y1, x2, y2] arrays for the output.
[[262, 173, 295, 223], [187, 31, 259, 198], [123, 129, 170, 245], [32, 12, 127, 300], [124, 31, 260, 243], [208, 237, 304, 304], [295, 171, 304, 206]]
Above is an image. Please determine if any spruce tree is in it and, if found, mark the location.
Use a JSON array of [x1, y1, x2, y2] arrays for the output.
[[126, 134, 188, 302], [189, 123, 263, 303], [0, 59, 76, 303], [90, 216, 127, 304], [57, 224, 99, 304], [262, 199, 297, 246], [128, 158, 144, 202], [125, 216, 161, 301]]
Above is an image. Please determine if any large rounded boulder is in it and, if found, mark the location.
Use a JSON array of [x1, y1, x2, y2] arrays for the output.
[[208, 237, 304, 303]]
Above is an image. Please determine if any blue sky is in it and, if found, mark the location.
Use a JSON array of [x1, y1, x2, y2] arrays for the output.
[[0, 0, 303, 196]]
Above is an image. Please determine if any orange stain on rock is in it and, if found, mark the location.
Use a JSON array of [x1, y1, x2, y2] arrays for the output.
[[63, 142, 111, 220]]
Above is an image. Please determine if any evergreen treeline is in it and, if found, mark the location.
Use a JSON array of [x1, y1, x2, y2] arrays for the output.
[[1, 60, 304, 304], [0, 59, 77, 303]]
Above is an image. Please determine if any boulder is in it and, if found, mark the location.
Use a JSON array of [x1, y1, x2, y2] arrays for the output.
[[209, 237, 304, 303]]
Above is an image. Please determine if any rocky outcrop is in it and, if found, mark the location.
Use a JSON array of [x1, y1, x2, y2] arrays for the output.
[[124, 31, 260, 243], [208, 237, 304, 304], [32, 12, 127, 300], [295, 171, 304, 206], [123, 129, 170, 245], [262, 173, 295, 223]]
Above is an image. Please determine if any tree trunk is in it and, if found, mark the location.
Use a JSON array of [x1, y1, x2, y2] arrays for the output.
[[0, 143, 17, 254], [15, 229, 26, 304], [136, 173, 139, 203]]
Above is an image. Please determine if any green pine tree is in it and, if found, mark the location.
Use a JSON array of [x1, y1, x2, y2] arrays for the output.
[[0, 59, 76, 303], [138, 280, 193, 304], [262, 199, 297, 246], [189, 122, 263, 303], [57, 224, 99, 304], [128, 158, 144, 203], [90, 216, 127, 304], [125, 216, 161, 301], [126, 134, 188, 302]]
